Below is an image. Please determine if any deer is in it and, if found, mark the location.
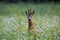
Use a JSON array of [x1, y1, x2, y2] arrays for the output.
[[26, 9, 35, 32]]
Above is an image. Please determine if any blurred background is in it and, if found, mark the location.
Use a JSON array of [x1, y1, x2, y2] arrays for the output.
[[0, 0, 60, 40], [0, 0, 60, 3]]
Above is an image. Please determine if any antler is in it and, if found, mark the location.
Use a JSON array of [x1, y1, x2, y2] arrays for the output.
[[26, 9, 35, 15]]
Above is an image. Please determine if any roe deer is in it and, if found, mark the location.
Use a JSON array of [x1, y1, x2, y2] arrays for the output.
[[26, 9, 35, 32]]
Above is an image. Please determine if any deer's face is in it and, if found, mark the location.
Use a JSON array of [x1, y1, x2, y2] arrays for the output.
[[26, 9, 34, 19]]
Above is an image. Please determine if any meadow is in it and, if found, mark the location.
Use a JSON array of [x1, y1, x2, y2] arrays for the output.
[[0, 2, 60, 40]]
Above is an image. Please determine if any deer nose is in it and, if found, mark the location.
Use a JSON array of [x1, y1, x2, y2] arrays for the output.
[[28, 16, 32, 19]]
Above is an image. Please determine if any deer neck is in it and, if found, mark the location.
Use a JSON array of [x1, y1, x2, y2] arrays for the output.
[[28, 19, 32, 28], [28, 18, 34, 30]]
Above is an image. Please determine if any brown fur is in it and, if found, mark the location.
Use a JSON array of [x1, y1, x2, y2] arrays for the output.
[[26, 9, 35, 32]]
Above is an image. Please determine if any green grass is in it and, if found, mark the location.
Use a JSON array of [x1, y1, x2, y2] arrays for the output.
[[0, 2, 60, 40]]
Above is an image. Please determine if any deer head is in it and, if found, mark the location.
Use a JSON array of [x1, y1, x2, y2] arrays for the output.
[[26, 9, 35, 19]]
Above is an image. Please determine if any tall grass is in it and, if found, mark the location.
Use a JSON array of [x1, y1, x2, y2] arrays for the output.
[[0, 2, 60, 40]]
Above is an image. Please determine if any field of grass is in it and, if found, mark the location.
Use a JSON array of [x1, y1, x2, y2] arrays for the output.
[[0, 2, 60, 40]]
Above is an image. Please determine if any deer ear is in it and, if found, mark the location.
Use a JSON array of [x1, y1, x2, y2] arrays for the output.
[[26, 11, 27, 15], [33, 11, 35, 15]]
